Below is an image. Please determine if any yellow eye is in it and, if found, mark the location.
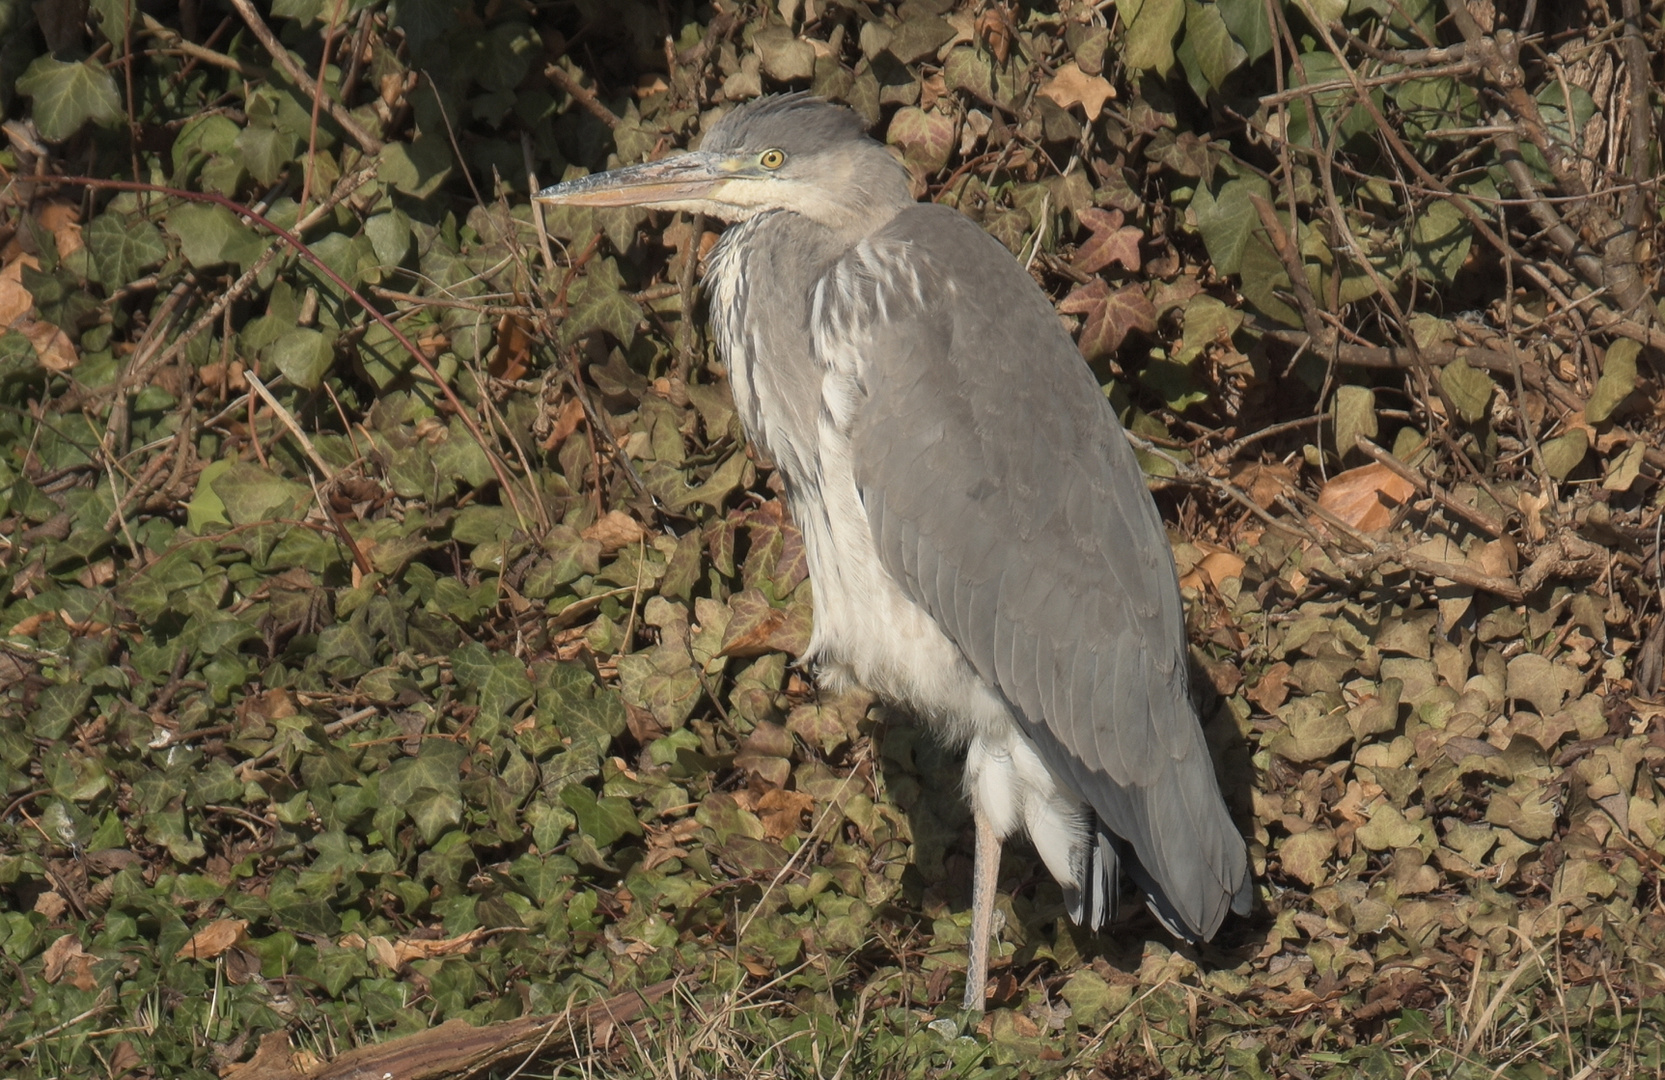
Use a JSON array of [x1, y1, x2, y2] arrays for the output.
[[759, 148, 786, 170]]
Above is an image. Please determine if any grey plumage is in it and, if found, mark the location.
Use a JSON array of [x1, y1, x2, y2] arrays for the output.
[[537, 94, 1251, 1010]]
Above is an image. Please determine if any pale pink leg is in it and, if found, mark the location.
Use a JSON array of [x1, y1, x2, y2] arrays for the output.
[[963, 808, 1002, 1011]]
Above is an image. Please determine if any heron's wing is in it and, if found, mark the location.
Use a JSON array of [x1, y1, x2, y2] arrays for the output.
[[830, 206, 1249, 938]]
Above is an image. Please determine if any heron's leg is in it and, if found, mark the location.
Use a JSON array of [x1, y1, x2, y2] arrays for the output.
[[963, 807, 1002, 1011]]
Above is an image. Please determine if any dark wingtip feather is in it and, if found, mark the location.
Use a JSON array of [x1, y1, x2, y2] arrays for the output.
[[1231, 862, 1253, 916]]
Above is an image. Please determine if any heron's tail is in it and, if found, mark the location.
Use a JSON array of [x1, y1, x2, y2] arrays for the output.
[[1064, 815, 1120, 931], [1063, 812, 1251, 937]]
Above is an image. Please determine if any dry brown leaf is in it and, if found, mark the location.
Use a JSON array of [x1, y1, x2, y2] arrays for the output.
[[540, 397, 586, 451], [19, 319, 77, 372], [0, 272, 32, 328], [37, 203, 83, 258], [1247, 661, 1295, 713], [366, 927, 493, 970], [582, 509, 646, 553], [1038, 61, 1115, 120], [241, 687, 297, 723], [176, 917, 248, 960], [1316, 462, 1417, 530], [1199, 551, 1246, 588], [755, 788, 814, 841], [490, 313, 533, 381], [1475, 536, 1518, 578], [108, 1042, 141, 1075], [1228, 461, 1295, 510], [975, 5, 1015, 63], [43, 934, 97, 990], [8, 611, 58, 637]]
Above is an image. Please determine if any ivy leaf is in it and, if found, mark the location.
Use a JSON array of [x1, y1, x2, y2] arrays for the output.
[[85, 212, 166, 288], [406, 787, 465, 843], [559, 784, 643, 848], [1183, 0, 1247, 90], [166, 204, 267, 270], [886, 106, 954, 173], [210, 462, 309, 525], [1332, 385, 1377, 461], [379, 135, 452, 198], [1539, 428, 1588, 481], [1120, 0, 1185, 75], [1439, 357, 1494, 424], [1059, 279, 1156, 360], [1038, 62, 1115, 121], [1193, 176, 1270, 277], [15, 57, 122, 142], [452, 641, 534, 733], [264, 327, 335, 390], [1073, 208, 1142, 275], [1586, 338, 1639, 423], [1411, 199, 1471, 286], [88, 0, 134, 45], [271, 0, 326, 24], [235, 123, 298, 186], [561, 259, 641, 347]]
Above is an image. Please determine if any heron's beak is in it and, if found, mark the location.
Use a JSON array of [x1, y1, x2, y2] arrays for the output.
[[534, 151, 736, 209]]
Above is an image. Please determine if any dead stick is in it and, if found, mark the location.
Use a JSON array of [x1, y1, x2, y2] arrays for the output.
[[225, 0, 384, 154]]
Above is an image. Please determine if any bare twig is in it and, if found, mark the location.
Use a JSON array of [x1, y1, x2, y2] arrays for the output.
[[1352, 435, 1507, 537], [546, 63, 620, 129], [53, 166, 532, 529], [225, 0, 385, 155]]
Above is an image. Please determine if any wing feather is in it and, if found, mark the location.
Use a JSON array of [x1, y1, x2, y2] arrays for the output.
[[836, 205, 1249, 937]]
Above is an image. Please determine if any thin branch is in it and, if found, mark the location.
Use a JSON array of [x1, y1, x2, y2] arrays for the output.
[[546, 63, 620, 129], [225, 0, 385, 154], [51, 170, 532, 529]]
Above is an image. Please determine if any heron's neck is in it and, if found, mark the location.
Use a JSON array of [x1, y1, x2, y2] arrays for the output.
[[799, 149, 913, 241]]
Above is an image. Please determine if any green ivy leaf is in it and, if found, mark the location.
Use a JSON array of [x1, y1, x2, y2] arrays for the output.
[[15, 56, 122, 142], [560, 256, 641, 347], [270, 0, 326, 24], [406, 787, 465, 843], [1539, 428, 1587, 481], [1216, 0, 1273, 61], [235, 123, 298, 186], [1183, 0, 1247, 90], [1332, 385, 1377, 460], [171, 114, 240, 173], [265, 327, 335, 390], [1586, 338, 1639, 423], [1192, 176, 1269, 277], [364, 211, 413, 268], [559, 784, 643, 848], [379, 135, 452, 198], [85, 212, 166, 288], [1121, 0, 1185, 75], [452, 641, 534, 730], [210, 462, 309, 525], [1410, 199, 1471, 285], [88, 0, 133, 45], [431, 418, 495, 487], [166, 203, 267, 269], [1439, 357, 1494, 424]]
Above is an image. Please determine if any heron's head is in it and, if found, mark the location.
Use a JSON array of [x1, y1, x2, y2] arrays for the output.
[[535, 95, 913, 234]]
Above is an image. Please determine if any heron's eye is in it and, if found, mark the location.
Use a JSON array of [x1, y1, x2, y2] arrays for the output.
[[759, 148, 786, 170]]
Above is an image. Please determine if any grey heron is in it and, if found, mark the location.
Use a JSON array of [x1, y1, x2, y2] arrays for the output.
[[536, 94, 1251, 1010]]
